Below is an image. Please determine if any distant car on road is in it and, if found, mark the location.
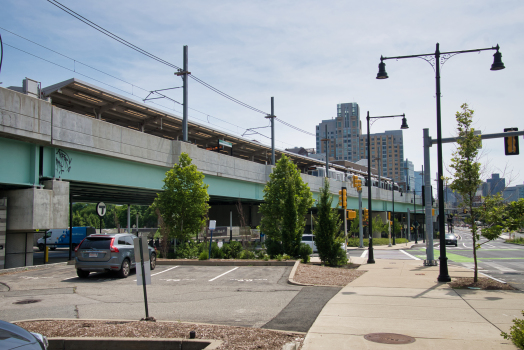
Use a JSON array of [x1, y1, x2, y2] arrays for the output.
[[301, 234, 346, 253], [0, 320, 48, 349], [445, 233, 458, 247], [75, 233, 156, 279]]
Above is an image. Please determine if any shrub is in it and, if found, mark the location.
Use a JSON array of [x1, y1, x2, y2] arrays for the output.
[[239, 250, 256, 260], [265, 238, 283, 258], [255, 250, 266, 260], [222, 241, 243, 259], [275, 254, 283, 261], [198, 251, 208, 260], [282, 254, 291, 261], [263, 254, 270, 261], [174, 241, 199, 259], [298, 243, 312, 263], [501, 311, 524, 349], [209, 242, 223, 259]]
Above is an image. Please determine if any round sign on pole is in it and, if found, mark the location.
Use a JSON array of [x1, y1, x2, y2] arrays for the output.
[[96, 202, 107, 217]]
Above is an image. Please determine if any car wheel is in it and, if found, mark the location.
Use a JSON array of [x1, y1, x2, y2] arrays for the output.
[[150, 253, 156, 271], [77, 269, 90, 278], [455, 243, 458, 247], [117, 259, 130, 278], [38, 244, 44, 251]]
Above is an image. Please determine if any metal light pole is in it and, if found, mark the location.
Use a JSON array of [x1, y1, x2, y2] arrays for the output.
[[414, 188, 417, 244], [366, 111, 409, 264], [377, 43, 505, 282], [391, 181, 395, 245]]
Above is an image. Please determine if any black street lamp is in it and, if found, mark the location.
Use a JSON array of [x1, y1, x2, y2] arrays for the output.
[[377, 43, 505, 282], [366, 111, 408, 264], [391, 181, 396, 245]]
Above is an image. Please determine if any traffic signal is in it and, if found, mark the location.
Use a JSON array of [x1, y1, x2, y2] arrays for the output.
[[432, 208, 435, 216], [352, 175, 358, 188], [388, 212, 391, 220], [338, 188, 347, 208], [363, 208, 369, 221], [504, 128, 519, 155], [347, 210, 356, 220], [356, 178, 362, 192]]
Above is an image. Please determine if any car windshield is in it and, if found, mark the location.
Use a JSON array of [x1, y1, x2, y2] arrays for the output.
[[302, 236, 312, 241], [79, 237, 111, 249], [445, 234, 455, 239]]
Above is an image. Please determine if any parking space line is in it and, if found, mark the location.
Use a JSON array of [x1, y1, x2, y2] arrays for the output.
[[62, 276, 77, 281], [399, 250, 420, 260], [151, 266, 179, 277], [133, 266, 179, 281], [209, 267, 239, 282]]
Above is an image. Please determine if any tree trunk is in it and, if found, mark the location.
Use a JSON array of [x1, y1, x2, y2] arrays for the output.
[[471, 203, 478, 283]]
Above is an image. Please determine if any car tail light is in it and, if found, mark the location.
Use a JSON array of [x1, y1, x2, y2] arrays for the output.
[[110, 237, 119, 252], [75, 238, 86, 252]]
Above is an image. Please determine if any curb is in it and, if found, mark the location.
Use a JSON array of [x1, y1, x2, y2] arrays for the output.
[[156, 259, 296, 266], [47, 337, 222, 350], [0, 262, 68, 276]]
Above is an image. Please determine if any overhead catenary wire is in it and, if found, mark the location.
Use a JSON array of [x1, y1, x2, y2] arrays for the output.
[[45, 0, 315, 137], [2, 39, 296, 146]]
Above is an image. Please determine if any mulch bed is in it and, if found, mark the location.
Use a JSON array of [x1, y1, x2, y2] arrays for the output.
[[448, 277, 516, 290]]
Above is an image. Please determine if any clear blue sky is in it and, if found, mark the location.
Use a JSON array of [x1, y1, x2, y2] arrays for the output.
[[1, 0, 524, 188]]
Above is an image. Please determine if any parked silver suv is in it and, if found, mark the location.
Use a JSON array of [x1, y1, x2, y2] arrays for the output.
[[75, 233, 156, 278]]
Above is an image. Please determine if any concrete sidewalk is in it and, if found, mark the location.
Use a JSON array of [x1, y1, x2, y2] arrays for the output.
[[302, 258, 523, 349]]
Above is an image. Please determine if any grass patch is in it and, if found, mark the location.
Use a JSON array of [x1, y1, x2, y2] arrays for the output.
[[347, 238, 407, 247], [506, 237, 524, 245]]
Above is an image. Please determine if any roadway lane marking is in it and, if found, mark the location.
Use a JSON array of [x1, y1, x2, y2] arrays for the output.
[[483, 262, 517, 273], [462, 243, 469, 249], [399, 250, 420, 260], [133, 266, 179, 281], [209, 267, 239, 281], [360, 250, 368, 258]]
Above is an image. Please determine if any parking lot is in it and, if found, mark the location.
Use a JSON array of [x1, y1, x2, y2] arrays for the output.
[[0, 263, 338, 331]]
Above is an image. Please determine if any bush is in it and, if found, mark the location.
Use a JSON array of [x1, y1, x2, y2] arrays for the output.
[[282, 254, 291, 261], [174, 241, 200, 259], [255, 250, 266, 260], [263, 254, 270, 261], [275, 254, 283, 261], [239, 250, 256, 260], [265, 238, 283, 258], [198, 251, 208, 260], [502, 311, 524, 349], [221, 241, 243, 259], [209, 242, 223, 259], [298, 243, 312, 263]]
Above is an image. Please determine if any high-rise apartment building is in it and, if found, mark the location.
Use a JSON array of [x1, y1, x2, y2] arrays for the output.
[[359, 130, 406, 182], [315, 103, 361, 162], [314, 102, 406, 182]]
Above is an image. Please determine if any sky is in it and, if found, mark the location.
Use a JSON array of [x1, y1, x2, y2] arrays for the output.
[[1, 0, 524, 189]]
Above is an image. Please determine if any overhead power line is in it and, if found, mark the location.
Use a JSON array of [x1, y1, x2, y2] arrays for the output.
[[46, 0, 315, 138], [1, 36, 296, 145]]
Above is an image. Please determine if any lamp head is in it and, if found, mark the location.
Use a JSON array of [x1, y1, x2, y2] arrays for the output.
[[376, 57, 389, 79], [400, 116, 409, 129], [490, 45, 505, 71]]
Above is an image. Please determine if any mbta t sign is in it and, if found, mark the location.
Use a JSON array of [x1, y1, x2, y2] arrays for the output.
[[96, 202, 106, 233], [504, 128, 519, 155]]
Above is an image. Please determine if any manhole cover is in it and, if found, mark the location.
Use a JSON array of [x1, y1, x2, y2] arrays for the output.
[[364, 333, 416, 344], [14, 299, 41, 305]]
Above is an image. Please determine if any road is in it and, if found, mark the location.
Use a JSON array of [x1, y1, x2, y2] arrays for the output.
[[0, 264, 338, 332], [348, 226, 524, 290]]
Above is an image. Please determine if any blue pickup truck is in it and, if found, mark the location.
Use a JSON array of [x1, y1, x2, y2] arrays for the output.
[[37, 226, 96, 251]]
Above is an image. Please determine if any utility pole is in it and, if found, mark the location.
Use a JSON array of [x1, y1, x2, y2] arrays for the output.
[[358, 189, 363, 248], [265, 97, 276, 165], [175, 45, 190, 142]]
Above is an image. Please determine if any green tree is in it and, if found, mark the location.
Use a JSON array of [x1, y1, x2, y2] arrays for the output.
[[259, 155, 313, 257], [154, 153, 210, 242], [449, 103, 483, 282], [314, 179, 347, 266]]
